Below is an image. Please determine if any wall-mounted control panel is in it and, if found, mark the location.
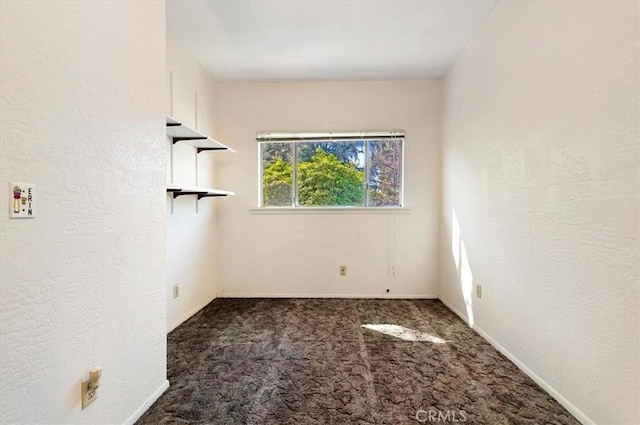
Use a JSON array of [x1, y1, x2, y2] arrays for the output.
[[9, 182, 35, 219]]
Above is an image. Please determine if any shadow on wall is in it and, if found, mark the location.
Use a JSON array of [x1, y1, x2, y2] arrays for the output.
[[451, 209, 475, 327]]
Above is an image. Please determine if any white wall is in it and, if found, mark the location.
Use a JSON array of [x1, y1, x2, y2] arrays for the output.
[[214, 81, 442, 298], [440, 2, 639, 424], [166, 34, 221, 331], [0, 2, 168, 424]]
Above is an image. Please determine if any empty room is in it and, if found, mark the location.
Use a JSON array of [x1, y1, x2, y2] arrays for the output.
[[0, 1, 638, 424]]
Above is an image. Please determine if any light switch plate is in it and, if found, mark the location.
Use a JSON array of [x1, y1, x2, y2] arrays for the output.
[[9, 183, 35, 219]]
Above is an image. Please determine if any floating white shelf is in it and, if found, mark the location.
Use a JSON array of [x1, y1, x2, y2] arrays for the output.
[[166, 116, 236, 153], [166, 184, 235, 199]]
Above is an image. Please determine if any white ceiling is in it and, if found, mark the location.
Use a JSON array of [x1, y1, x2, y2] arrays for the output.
[[167, 0, 497, 81]]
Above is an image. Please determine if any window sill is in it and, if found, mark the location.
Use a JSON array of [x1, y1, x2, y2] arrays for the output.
[[249, 206, 412, 215]]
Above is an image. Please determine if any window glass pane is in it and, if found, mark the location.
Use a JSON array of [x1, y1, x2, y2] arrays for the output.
[[262, 142, 293, 206], [297, 141, 365, 206], [367, 139, 402, 207]]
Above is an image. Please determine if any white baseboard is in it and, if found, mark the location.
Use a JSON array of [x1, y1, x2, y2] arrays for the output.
[[217, 293, 438, 299], [167, 296, 216, 333], [168, 294, 437, 333], [438, 297, 595, 425], [122, 379, 169, 425], [437, 297, 468, 325]]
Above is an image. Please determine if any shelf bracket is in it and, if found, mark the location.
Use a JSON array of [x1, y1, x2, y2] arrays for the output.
[[173, 191, 199, 199], [171, 136, 207, 145], [171, 191, 228, 200], [197, 194, 228, 199], [197, 147, 228, 154]]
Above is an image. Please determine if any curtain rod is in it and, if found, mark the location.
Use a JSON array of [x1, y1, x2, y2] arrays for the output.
[[256, 131, 405, 142]]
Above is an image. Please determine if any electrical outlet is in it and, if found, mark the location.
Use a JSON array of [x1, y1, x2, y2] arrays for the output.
[[81, 367, 101, 410], [81, 380, 98, 409], [476, 284, 482, 299], [339, 265, 347, 276], [173, 284, 180, 298]]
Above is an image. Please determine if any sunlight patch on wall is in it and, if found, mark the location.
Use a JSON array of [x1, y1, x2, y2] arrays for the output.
[[460, 240, 474, 326], [452, 209, 461, 270], [452, 209, 474, 327]]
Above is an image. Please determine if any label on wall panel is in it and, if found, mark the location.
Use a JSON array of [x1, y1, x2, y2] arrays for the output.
[[9, 182, 35, 219]]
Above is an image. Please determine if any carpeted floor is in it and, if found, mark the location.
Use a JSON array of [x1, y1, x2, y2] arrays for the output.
[[137, 298, 580, 425]]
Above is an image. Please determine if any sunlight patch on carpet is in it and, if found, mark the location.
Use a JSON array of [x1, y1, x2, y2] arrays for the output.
[[361, 324, 447, 343]]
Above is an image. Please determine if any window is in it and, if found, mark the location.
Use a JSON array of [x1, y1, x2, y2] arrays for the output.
[[258, 131, 404, 207]]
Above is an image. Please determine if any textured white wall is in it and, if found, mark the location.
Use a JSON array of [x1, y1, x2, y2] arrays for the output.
[[214, 81, 442, 298], [166, 34, 221, 331], [440, 2, 639, 424], [0, 2, 168, 424]]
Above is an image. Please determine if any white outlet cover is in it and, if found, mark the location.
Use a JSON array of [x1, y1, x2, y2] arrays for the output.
[[9, 183, 35, 219]]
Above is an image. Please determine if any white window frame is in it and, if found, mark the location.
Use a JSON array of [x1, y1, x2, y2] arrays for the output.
[[257, 131, 405, 209]]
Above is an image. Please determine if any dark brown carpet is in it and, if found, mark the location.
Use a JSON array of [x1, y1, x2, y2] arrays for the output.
[[137, 298, 579, 425]]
